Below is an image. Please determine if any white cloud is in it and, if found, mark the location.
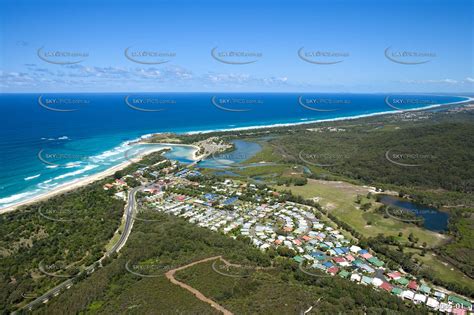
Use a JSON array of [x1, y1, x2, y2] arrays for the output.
[[465, 77, 474, 83], [1, 64, 294, 91], [400, 77, 474, 85]]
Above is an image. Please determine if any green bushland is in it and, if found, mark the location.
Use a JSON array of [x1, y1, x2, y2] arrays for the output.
[[0, 150, 168, 313], [272, 121, 474, 204], [193, 109, 474, 299], [36, 212, 426, 314], [0, 180, 124, 313], [265, 112, 474, 292]]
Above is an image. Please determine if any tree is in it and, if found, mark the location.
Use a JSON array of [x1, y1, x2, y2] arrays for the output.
[[277, 246, 296, 257]]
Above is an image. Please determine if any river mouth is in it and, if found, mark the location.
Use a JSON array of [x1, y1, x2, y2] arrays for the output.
[[378, 195, 449, 232], [200, 140, 263, 169]]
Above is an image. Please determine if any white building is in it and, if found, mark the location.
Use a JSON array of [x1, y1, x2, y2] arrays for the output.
[[371, 278, 383, 287], [402, 290, 415, 301], [413, 294, 427, 304], [438, 302, 452, 313], [426, 297, 439, 309], [350, 273, 361, 282]]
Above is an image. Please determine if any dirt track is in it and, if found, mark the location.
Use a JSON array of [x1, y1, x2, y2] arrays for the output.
[[165, 256, 233, 315]]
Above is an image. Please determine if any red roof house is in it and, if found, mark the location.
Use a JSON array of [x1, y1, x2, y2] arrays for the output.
[[115, 179, 126, 185], [408, 280, 419, 290], [333, 257, 347, 264], [388, 272, 401, 280], [327, 267, 339, 275], [452, 308, 467, 315], [380, 282, 393, 292], [175, 195, 186, 201]]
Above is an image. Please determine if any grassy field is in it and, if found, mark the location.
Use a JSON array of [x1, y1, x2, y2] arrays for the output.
[[242, 141, 283, 164], [271, 179, 474, 293], [104, 213, 126, 252], [444, 215, 474, 269], [275, 179, 448, 247], [235, 165, 289, 177], [402, 247, 474, 292]]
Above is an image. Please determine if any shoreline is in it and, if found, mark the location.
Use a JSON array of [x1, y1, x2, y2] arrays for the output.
[[138, 142, 203, 160], [0, 146, 172, 214], [1, 96, 472, 215], [182, 96, 474, 135]]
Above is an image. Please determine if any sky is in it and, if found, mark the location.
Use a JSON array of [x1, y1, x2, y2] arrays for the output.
[[0, 0, 472, 93]]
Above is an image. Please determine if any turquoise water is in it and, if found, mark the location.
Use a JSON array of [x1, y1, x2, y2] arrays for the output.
[[199, 140, 262, 168], [0, 93, 469, 209]]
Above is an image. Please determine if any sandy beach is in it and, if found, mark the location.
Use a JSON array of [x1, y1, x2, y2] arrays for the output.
[[0, 145, 175, 215], [1, 96, 472, 216], [184, 96, 474, 135], [138, 142, 202, 160]]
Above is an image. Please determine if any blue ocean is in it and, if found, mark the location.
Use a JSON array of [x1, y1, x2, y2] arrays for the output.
[[0, 93, 469, 209]]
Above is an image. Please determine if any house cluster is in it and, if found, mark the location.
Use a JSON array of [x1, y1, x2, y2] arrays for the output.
[[103, 178, 129, 200], [103, 178, 127, 191], [306, 127, 346, 133], [102, 158, 179, 200], [140, 171, 473, 314]]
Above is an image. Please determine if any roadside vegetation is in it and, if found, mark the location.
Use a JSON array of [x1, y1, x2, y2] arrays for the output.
[[0, 180, 124, 313], [0, 150, 167, 313], [3, 108, 472, 313], [37, 212, 426, 314]]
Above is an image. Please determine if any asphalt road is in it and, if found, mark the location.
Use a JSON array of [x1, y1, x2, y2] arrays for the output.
[[18, 186, 143, 312], [107, 186, 141, 255]]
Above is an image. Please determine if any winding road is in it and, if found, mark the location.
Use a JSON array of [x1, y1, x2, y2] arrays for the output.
[[106, 186, 141, 255], [18, 186, 143, 312]]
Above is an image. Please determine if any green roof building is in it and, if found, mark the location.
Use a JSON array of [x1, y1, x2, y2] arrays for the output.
[[391, 287, 403, 296], [319, 243, 329, 250], [419, 284, 431, 294], [448, 295, 472, 309], [396, 277, 409, 286], [367, 257, 384, 267], [362, 276, 373, 284], [339, 270, 350, 278], [293, 256, 304, 263]]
